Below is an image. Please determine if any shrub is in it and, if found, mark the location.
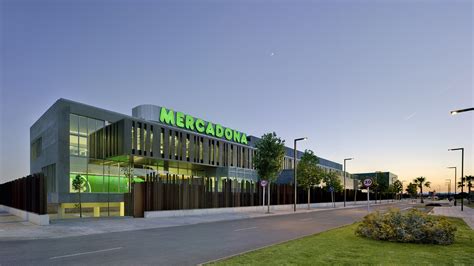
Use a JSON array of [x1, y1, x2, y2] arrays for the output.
[[355, 208, 457, 245]]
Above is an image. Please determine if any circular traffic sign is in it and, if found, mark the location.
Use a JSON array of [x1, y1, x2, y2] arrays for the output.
[[363, 179, 373, 187], [329, 186, 334, 192], [260, 180, 268, 187]]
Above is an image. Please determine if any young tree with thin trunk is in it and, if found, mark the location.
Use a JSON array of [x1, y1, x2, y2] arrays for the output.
[[121, 163, 134, 193], [297, 150, 323, 209], [72, 174, 86, 218], [253, 132, 285, 213], [323, 171, 343, 207], [406, 182, 418, 200], [414, 176, 431, 203], [393, 180, 403, 200]]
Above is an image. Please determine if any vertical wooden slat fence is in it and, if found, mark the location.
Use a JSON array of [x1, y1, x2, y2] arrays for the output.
[[0, 173, 47, 215], [128, 172, 374, 217]]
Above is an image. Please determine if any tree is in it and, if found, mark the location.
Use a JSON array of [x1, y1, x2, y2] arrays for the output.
[[253, 132, 285, 213], [388, 184, 395, 202], [323, 171, 343, 207], [413, 176, 431, 203], [392, 180, 403, 200], [457, 177, 465, 190], [353, 179, 360, 203], [456, 177, 471, 202], [121, 163, 134, 193], [72, 174, 86, 218], [297, 150, 324, 209], [406, 182, 418, 199]]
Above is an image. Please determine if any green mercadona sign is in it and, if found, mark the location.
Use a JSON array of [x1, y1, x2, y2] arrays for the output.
[[159, 107, 248, 145]]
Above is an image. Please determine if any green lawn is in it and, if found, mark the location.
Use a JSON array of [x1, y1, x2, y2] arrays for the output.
[[211, 218, 474, 265]]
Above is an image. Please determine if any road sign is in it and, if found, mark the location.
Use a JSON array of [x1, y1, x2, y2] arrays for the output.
[[363, 179, 372, 187], [329, 186, 334, 192], [261, 180, 268, 187]]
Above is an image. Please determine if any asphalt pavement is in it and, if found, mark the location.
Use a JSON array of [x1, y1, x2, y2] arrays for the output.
[[0, 202, 411, 266]]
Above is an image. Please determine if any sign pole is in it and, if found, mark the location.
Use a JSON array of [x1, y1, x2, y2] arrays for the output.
[[263, 186, 266, 206], [367, 187, 370, 212], [363, 179, 372, 213], [261, 180, 268, 208]]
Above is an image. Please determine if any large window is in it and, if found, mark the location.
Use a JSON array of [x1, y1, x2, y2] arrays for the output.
[[69, 157, 131, 193], [69, 114, 105, 157]]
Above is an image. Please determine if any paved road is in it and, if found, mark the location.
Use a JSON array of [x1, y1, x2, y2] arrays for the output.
[[0, 202, 410, 265]]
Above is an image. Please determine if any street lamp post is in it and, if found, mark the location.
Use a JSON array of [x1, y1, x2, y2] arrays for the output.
[[447, 167, 457, 206], [343, 158, 353, 207], [294, 137, 307, 212], [449, 148, 464, 211], [450, 107, 474, 115]]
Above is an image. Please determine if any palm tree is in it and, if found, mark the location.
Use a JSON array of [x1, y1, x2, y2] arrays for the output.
[[457, 177, 466, 190], [457, 176, 472, 203], [466, 176, 473, 204], [413, 176, 431, 203]]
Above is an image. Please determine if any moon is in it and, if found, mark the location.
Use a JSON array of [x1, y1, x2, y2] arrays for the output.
[[270, 52, 275, 56]]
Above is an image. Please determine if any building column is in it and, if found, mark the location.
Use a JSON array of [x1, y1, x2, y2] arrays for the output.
[[119, 202, 125, 216], [58, 204, 65, 219], [93, 206, 100, 217]]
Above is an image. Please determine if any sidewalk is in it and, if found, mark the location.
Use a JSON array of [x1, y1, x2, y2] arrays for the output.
[[0, 200, 397, 241], [431, 205, 474, 229]]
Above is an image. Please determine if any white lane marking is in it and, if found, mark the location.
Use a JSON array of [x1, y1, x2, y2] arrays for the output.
[[49, 247, 123, 260], [233, 227, 257, 232], [299, 218, 312, 222]]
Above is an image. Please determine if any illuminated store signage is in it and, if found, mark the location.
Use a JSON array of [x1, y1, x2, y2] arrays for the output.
[[159, 107, 248, 145]]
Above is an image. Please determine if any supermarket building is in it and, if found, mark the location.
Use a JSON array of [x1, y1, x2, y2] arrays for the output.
[[30, 99, 346, 217]]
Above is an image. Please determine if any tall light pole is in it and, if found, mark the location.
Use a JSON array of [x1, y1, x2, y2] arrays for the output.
[[343, 158, 353, 207], [293, 137, 307, 212], [450, 107, 474, 115], [447, 166, 457, 206], [449, 148, 464, 211]]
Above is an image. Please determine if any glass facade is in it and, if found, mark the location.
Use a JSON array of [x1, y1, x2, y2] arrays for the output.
[[69, 114, 105, 157], [69, 113, 266, 194], [69, 113, 217, 193], [70, 114, 111, 193]]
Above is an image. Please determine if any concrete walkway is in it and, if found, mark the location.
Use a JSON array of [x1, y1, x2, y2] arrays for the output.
[[0, 200, 397, 241], [432, 205, 474, 229]]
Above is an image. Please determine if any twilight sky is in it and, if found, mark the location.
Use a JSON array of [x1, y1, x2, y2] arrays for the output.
[[1, 0, 472, 192]]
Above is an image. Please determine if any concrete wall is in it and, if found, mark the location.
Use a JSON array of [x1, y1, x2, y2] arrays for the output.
[[0, 205, 49, 225]]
